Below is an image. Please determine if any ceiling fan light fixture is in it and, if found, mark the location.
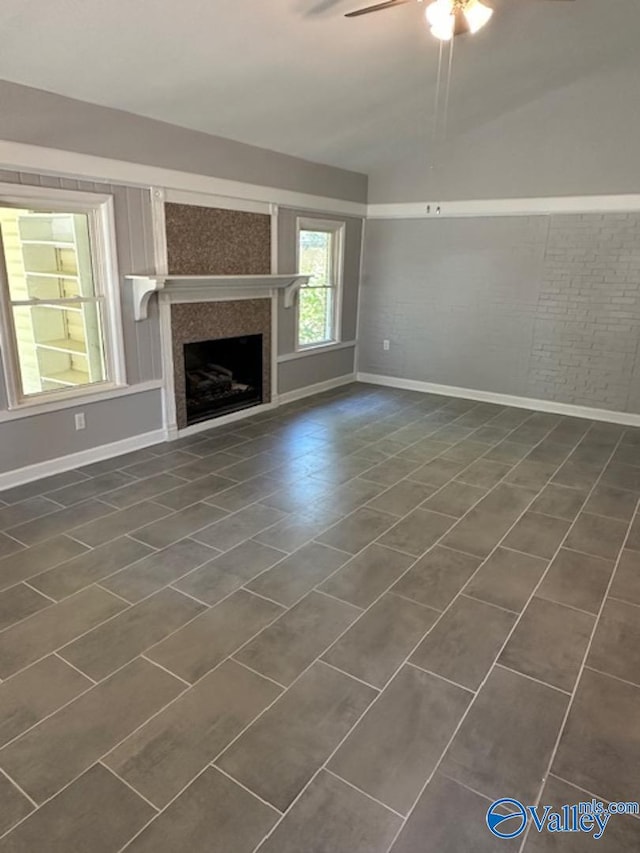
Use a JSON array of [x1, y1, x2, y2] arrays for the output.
[[463, 0, 493, 34], [425, 0, 455, 40]]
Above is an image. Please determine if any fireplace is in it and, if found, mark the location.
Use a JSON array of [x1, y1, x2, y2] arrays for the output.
[[184, 334, 263, 425]]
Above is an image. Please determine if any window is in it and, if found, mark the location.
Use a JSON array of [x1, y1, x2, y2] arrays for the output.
[[296, 218, 344, 349], [0, 187, 125, 407]]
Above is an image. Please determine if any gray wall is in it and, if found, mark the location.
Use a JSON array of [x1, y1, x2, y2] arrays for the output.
[[0, 80, 367, 204], [368, 66, 640, 203], [359, 213, 640, 414], [277, 208, 363, 394]]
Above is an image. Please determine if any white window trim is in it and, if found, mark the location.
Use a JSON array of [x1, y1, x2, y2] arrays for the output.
[[295, 217, 345, 352], [0, 183, 127, 409]]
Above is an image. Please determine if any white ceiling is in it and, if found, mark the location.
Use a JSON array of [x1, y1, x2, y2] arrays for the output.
[[1, 0, 639, 175]]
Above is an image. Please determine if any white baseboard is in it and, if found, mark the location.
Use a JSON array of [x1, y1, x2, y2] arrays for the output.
[[0, 429, 167, 492], [356, 372, 640, 428], [279, 373, 356, 405]]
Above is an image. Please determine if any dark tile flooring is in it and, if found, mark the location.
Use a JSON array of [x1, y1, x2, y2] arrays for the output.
[[0, 383, 639, 851]]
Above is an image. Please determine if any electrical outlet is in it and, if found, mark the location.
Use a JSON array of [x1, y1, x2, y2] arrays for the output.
[[383, 340, 390, 351], [75, 413, 86, 431]]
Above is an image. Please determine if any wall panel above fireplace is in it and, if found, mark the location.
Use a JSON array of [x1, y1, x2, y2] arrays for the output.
[[165, 203, 271, 275]]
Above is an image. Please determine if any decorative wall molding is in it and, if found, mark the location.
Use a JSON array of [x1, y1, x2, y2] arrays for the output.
[[367, 195, 640, 220], [357, 372, 640, 427], [0, 140, 367, 217], [278, 372, 356, 405], [0, 428, 167, 491]]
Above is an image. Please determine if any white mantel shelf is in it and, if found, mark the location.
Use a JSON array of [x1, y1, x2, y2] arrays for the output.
[[127, 274, 310, 321]]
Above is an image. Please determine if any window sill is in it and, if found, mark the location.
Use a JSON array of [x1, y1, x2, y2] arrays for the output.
[[0, 380, 163, 422], [277, 340, 357, 363]]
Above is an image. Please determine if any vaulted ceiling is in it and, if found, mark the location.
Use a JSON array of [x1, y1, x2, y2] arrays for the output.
[[1, 0, 639, 176]]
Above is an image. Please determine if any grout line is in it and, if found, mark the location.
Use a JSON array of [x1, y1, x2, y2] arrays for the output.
[[139, 654, 192, 689], [548, 771, 640, 822], [211, 764, 284, 815], [493, 663, 572, 697], [405, 660, 476, 695], [583, 663, 640, 693], [53, 652, 97, 685], [21, 580, 57, 604], [318, 660, 381, 692], [312, 588, 365, 610], [99, 762, 160, 812], [323, 767, 406, 819], [0, 765, 39, 810], [230, 658, 287, 690], [458, 592, 519, 616]]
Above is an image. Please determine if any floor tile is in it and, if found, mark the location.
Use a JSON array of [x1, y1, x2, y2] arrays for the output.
[[465, 546, 547, 612], [0, 772, 33, 836], [1, 539, 89, 589], [0, 497, 60, 531], [564, 512, 628, 560], [248, 541, 350, 606], [124, 767, 278, 853], [390, 773, 513, 853], [105, 660, 281, 806], [0, 764, 154, 853], [503, 512, 571, 559], [530, 484, 587, 521], [319, 544, 414, 608], [256, 770, 401, 853], [552, 461, 601, 490], [392, 546, 481, 611], [235, 591, 360, 686], [0, 656, 91, 749], [378, 509, 455, 557], [59, 588, 205, 680], [192, 503, 285, 551], [366, 481, 437, 517], [499, 597, 594, 692], [261, 477, 334, 514], [0, 471, 87, 505], [317, 507, 397, 554], [169, 451, 241, 481], [442, 440, 490, 466], [0, 535, 23, 560], [588, 598, 640, 685], [175, 539, 286, 605], [323, 593, 438, 688], [121, 450, 200, 479], [553, 668, 640, 803], [150, 473, 239, 511], [504, 460, 561, 491], [625, 513, 640, 551], [209, 474, 282, 512], [0, 657, 183, 803], [584, 484, 638, 522], [359, 456, 421, 487], [45, 471, 136, 506], [537, 548, 614, 614], [456, 459, 512, 488], [315, 478, 386, 516], [522, 774, 640, 852], [131, 502, 228, 549], [409, 458, 468, 487], [0, 586, 126, 679], [29, 536, 153, 600], [442, 666, 568, 803], [7, 499, 115, 546], [77, 447, 157, 476], [411, 595, 516, 690], [100, 473, 187, 509], [148, 590, 284, 683], [442, 484, 536, 558], [422, 481, 487, 518], [330, 666, 471, 814], [599, 462, 640, 493], [99, 538, 216, 603], [253, 512, 333, 552], [0, 583, 51, 631], [216, 662, 375, 811], [483, 441, 532, 464], [609, 548, 640, 606], [70, 500, 171, 547]]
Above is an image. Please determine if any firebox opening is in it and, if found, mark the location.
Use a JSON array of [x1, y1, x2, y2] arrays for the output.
[[184, 334, 263, 425]]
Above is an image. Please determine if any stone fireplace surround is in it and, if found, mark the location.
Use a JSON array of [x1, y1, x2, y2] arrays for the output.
[[171, 299, 271, 430], [127, 273, 309, 438]]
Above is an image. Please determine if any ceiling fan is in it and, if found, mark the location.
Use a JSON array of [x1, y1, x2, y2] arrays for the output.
[[345, 0, 575, 41]]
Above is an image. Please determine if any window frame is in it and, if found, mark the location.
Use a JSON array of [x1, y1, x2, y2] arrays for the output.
[[295, 216, 345, 352], [0, 184, 126, 409]]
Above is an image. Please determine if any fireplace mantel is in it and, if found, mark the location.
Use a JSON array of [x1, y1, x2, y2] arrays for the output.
[[127, 274, 310, 321]]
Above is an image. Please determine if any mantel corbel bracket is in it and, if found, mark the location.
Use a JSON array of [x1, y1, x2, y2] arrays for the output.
[[132, 276, 166, 321], [283, 275, 309, 309]]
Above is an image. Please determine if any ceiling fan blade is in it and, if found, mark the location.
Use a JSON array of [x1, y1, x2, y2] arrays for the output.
[[345, 0, 413, 18]]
